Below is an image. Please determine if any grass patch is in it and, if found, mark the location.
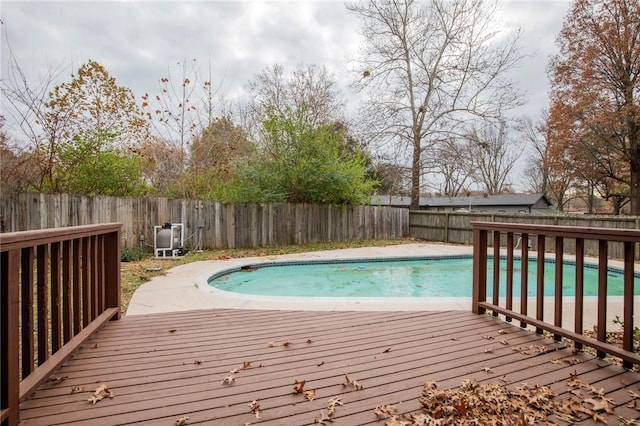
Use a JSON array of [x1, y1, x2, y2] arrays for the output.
[[120, 238, 417, 313]]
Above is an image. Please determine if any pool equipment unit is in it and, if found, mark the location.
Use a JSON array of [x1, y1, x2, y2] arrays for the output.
[[154, 222, 185, 258]]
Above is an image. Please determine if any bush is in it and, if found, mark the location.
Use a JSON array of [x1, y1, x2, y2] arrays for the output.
[[121, 245, 146, 262]]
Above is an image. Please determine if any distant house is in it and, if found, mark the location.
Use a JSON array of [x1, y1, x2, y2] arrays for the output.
[[371, 193, 554, 214]]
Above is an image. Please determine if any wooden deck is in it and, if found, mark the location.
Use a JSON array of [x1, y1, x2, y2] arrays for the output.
[[18, 309, 640, 425]]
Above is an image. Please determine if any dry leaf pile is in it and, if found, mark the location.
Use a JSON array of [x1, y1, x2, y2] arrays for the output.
[[373, 376, 625, 425]]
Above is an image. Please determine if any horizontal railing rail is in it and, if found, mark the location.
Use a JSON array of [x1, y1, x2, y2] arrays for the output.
[[472, 221, 640, 369], [1, 223, 122, 426]]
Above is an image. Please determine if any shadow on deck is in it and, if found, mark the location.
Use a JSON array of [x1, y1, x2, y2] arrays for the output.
[[18, 309, 640, 425]]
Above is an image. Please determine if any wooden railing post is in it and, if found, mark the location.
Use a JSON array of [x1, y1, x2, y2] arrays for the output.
[[554, 236, 563, 341], [575, 238, 585, 350], [472, 227, 487, 314], [623, 241, 635, 369], [597, 240, 608, 358], [1, 250, 20, 426], [520, 234, 529, 328], [492, 231, 500, 317], [105, 227, 122, 320]]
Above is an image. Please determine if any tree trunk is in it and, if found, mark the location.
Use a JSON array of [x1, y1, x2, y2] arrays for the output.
[[410, 138, 421, 210], [629, 119, 640, 215]]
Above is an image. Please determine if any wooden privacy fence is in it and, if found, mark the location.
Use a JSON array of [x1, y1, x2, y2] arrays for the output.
[[411, 211, 640, 259], [471, 221, 640, 368], [0, 224, 121, 426], [0, 194, 409, 249]]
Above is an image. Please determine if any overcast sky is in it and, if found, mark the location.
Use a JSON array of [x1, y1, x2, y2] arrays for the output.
[[1, 0, 572, 189], [2, 0, 571, 117]]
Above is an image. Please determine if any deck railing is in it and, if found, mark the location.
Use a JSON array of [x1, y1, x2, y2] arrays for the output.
[[472, 221, 640, 369], [1, 223, 122, 426]]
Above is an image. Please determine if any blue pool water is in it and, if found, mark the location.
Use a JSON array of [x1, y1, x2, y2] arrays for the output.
[[208, 256, 640, 298]]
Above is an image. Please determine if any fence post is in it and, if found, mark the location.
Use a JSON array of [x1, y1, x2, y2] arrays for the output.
[[444, 213, 449, 243]]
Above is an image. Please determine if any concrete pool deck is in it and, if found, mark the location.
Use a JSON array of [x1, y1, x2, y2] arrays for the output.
[[126, 242, 639, 331]]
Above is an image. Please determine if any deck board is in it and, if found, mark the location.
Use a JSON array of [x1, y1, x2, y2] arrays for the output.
[[18, 309, 640, 425]]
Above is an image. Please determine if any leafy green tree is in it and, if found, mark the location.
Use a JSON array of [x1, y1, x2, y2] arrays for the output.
[[233, 108, 377, 204], [42, 60, 149, 192], [57, 136, 149, 196], [177, 116, 255, 199]]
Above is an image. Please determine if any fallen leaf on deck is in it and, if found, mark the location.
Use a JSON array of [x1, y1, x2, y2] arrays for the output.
[[193, 360, 203, 365], [70, 386, 85, 394], [229, 368, 240, 374], [242, 361, 251, 370], [500, 338, 509, 345], [563, 358, 580, 365], [221, 374, 236, 385], [383, 347, 392, 353], [91, 343, 98, 349], [315, 397, 344, 424], [584, 397, 613, 414], [175, 415, 189, 425], [248, 400, 261, 419], [619, 417, 640, 425], [304, 389, 316, 401], [168, 329, 177, 333], [481, 366, 494, 374], [48, 376, 68, 385], [484, 348, 494, 353], [87, 383, 114, 404], [293, 379, 306, 393], [317, 361, 325, 367], [498, 329, 508, 335], [283, 340, 292, 347], [306, 339, 313, 344], [374, 404, 397, 419], [343, 374, 363, 390], [315, 409, 333, 424], [267, 341, 275, 347], [481, 334, 493, 340], [327, 397, 344, 412], [385, 416, 411, 426]]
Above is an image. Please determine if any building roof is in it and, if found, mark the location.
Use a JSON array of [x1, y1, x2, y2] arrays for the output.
[[422, 193, 551, 208], [371, 193, 552, 209]]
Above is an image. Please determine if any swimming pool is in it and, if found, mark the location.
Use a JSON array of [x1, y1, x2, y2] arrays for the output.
[[207, 255, 640, 298]]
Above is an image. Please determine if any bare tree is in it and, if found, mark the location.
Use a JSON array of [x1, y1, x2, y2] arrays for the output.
[[0, 115, 31, 193], [0, 41, 71, 191], [522, 111, 578, 211], [247, 63, 344, 131], [347, 0, 522, 209], [423, 138, 474, 196], [467, 121, 522, 195], [141, 58, 224, 164], [520, 114, 548, 193]]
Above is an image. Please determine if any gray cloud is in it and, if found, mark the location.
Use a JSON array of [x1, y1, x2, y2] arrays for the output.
[[2, 0, 570, 131]]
